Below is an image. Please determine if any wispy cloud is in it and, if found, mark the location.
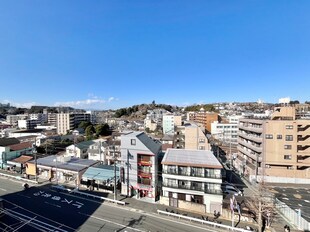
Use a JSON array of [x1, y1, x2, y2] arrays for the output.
[[1, 99, 37, 108], [54, 96, 118, 109]]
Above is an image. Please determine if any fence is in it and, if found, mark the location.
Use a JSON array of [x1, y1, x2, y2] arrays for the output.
[[157, 210, 251, 232], [52, 185, 126, 205], [275, 198, 310, 231]]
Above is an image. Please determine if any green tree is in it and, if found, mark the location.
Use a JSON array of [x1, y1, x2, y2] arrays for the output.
[[95, 124, 110, 136], [79, 121, 92, 130], [85, 125, 95, 138]]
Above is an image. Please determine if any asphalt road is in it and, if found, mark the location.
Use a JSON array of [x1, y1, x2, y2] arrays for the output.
[[0, 178, 225, 232], [270, 186, 310, 222]]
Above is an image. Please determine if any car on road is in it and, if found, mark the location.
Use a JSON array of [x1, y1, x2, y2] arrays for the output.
[[222, 184, 243, 196]]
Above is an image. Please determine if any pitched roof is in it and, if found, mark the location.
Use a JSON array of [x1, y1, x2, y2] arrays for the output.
[[9, 142, 33, 151], [0, 138, 20, 147], [162, 148, 222, 169], [11, 155, 33, 164]]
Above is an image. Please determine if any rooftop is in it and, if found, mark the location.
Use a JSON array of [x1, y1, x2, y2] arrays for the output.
[[162, 148, 222, 168], [28, 155, 98, 172]]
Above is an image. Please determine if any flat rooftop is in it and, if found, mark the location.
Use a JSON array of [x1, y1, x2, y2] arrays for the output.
[[162, 148, 222, 168]]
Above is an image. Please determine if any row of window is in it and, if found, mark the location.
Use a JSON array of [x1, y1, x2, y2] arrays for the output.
[[265, 134, 293, 141]]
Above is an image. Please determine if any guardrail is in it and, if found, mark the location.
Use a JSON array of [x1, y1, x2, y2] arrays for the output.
[[0, 172, 38, 184], [52, 185, 126, 205], [157, 210, 251, 232]]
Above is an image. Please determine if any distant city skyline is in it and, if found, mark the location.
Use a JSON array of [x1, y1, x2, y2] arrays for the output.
[[1, 1, 310, 109]]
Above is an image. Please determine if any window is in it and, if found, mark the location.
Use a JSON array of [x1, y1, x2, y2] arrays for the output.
[[286, 125, 293, 129], [277, 135, 282, 139], [284, 155, 292, 160], [199, 146, 205, 150], [265, 134, 273, 139], [199, 138, 205, 143], [131, 139, 136, 145], [284, 145, 292, 150], [285, 135, 293, 141]]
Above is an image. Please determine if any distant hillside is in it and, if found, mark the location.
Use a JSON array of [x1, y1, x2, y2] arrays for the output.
[[184, 104, 216, 112], [114, 103, 179, 118]]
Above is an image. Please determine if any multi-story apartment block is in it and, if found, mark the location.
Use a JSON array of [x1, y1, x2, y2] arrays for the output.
[[174, 123, 209, 150], [47, 113, 57, 126], [56, 113, 91, 135], [144, 116, 158, 132], [6, 114, 28, 126], [187, 109, 219, 133], [18, 119, 41, 130], [120, 131, 162, 201], [161, 148, 223, 214], [211, 121, 239, 144], [162, 113, 182, 135], [236, 106, 310, 183]]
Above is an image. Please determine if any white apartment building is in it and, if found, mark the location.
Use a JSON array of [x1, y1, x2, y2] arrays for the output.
[[87, 139, 108, 162], [227, 115, 243, 124], [163, 114, 182, 135], [161, 149, 223, 214], [6, 114, 28, 126], [211, 121, 239, 144], [120, 131, 162, 201]]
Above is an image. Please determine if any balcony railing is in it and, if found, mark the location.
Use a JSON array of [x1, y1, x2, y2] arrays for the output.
[[163, 170, 221, 179], [138, 160, 152, 166], [163, 183, 204, 192], [138, 171, 152, 178], [238, 132, 262, 143], [205, 189, 223, 195]]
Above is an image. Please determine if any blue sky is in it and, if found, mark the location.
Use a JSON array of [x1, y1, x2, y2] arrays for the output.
[[0, 1, 310, 109]]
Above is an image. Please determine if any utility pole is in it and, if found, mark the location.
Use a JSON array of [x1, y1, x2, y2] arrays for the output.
[[113, 144, 117, 201], [33, 139, 37, 182]]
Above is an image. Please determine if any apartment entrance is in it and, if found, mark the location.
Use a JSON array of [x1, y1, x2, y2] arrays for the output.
[[169, 192, 178, 208]]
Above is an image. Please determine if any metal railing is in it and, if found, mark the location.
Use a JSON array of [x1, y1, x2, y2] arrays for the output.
[[52, 185, 126, 205], [157, 210, 251, 232], [275, 198, 310, 231], [0, 172, 38, 184]]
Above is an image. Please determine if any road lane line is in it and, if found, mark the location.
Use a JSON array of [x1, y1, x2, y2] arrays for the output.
[[79, 212, 145, 232], [0, 187, 7, 191], [44, 201, 62, 208]]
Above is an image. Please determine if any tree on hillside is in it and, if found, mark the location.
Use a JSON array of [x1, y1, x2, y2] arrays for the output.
[[85, 125, 96, 140], [95, 123, 110, 136]]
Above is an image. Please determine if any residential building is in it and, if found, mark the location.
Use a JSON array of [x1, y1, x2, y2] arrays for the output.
[[174, 123, 209, 150], [18, 119, 42, 130], [56, 113, 91, 135], [162, 114, 182, 135], [87, 139, 108, 163], [144, 116, 158, 132], [6, 114, 28, 126], [120, 131, 162, 201], [161, 148, 223, 214], [187, 109, 219, 133], [211, 121, 239, 144], [66, 140, 96, 159], [236, 106, 310, 183]]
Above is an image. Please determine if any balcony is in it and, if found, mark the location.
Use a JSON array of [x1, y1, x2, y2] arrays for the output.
[[163, 183, 204, 192], [239, 124, 263, 134], [205, 189, 222, 195], [238, 132, 263, 143], [238, 146, 262, 162], [138, 160, 152, 166], [138, 171, 152, 178], [298, 125, 310, 132], [238, 139, 262, 153]]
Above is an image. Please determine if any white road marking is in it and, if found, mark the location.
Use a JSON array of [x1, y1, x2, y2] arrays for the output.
[[305, 200, 310, 203], [79, 212, 145, 232], [44, 201, 62, 208], [0, 187, 7, 191]]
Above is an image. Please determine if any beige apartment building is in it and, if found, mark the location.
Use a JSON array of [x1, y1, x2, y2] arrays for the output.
[[187, 109, 219, 133], [236, 106, 310, 183], [56, 113, 91, 135], [174, 123, 209, 150]]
